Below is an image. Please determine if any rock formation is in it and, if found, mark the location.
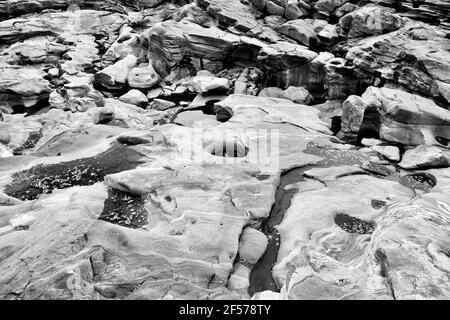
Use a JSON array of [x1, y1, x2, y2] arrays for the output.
[[0, 0, 449, 301]]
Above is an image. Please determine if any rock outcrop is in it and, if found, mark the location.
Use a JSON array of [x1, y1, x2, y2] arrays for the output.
[[0, 0, 449, 302], [399, 145, 450, 169]]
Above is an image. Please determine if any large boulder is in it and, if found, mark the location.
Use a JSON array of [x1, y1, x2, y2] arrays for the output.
[[49, 74, 104, 112], [371, 145, 401, 162], [191, 71, 231, 95], [338, 5, 404, 38], [341, 87, 450, 145], [285, 0, 310, 20], [147, 20, 240, 76], [238, 227, 268, 265], [215, 94, 331, 134], [277, 19, 317, 47], [127, 64, 161, 89], [399, 145, 450, 169], [119, 89, 148, 107], [0, 64, 50, 108], [257, 41, 318, 69], [257, 42, 322, 93], [196, 0, 260, 32], [95, 55, 138, 90]]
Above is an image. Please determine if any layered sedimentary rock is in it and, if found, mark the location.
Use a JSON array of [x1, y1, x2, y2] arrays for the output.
[[345, 23, 450, 106], [367, 0, 450, 29], [196, 0, 261, 32]]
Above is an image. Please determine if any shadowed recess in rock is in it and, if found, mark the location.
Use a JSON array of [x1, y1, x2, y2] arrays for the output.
[[330, 116, 342, 136], [435, 136, 450, 147], [334, 213, 376, 234], [3, 143, 144, 200], [357, 106, 381, 144], [155, 91, 198, 105], [98, 188, 148, 228], [11, 98, 51, 117]]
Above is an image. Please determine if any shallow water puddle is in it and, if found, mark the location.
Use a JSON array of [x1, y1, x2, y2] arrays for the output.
[[98, 188, 148, 228], [4, 142, 144, 200], [399, 172, 437, 192]]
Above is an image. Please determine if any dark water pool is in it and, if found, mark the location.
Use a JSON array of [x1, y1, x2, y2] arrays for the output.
[[4, 142, 144, 200]]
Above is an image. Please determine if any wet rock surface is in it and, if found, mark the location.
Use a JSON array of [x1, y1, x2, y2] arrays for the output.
[[0, 0, 449, 301], [98, 188, 148, 228], [334, 213, 376, 234], [4, 143, 144, 200]]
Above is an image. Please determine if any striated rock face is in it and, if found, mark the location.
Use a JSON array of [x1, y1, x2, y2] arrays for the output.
[[278, 19, 317, 47], [192, 71, 231, 94], [196, 0, 260, 32], [0, 0, 449, 302], [0, 65, 51, 108], [367, 0, 450, 30], [127, 64, 161, 89], [147, 19, 239, 75], [346, 23, 450, 106]]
